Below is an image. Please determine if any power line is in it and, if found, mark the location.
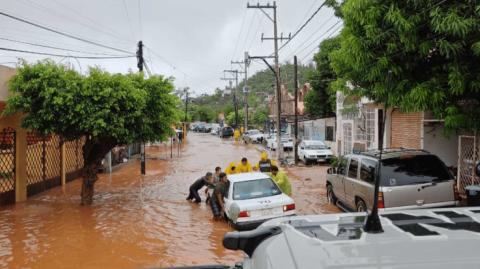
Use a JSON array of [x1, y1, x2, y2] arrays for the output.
[[137, 0, 143, 39], [0, 36, 126, 56], [299, 25, 343, 62], [286, 20, 342, 61], [0, 47, 136, 59], [122, 0, 136, 41], [20, 0, 130, 45], [278, 1, 328, 51], [283, 14, 337, 60], [0, 11, 134, 55], [145, 46, 189, 77], [231, 8, 248, 61]]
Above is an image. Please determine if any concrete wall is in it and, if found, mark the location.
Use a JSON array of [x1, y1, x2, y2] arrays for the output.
[[0, 65, 16, 102], [422, 123, 458, 167]]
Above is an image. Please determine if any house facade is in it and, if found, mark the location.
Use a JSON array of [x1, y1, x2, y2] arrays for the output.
[[335, 91, 459, 167], [268, 83, 311, 118]]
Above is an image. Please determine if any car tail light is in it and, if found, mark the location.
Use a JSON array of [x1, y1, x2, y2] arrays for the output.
[[453, 183, 460, 201], [377, 192, 385, 209], [283, 203, 295, 212], [238, 211, 250, 218]]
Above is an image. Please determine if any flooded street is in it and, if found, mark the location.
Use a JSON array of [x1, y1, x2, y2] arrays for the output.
[[0, 133, 338, 269]]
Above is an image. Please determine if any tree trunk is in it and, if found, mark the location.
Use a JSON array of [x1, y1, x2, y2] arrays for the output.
[[81, 164, 98, 205], [80, 136, 117, 205]]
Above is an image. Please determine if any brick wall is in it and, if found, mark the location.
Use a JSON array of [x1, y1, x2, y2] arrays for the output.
[[391, 110, 422, 149]]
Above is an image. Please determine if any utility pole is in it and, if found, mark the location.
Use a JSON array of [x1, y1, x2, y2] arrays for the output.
[[232, 51, 250, 131], [183, 87, 189, 142], [248, 1, 290, 162], [220, 74, 240, 127], [136, 40, 146, 175], [224, 69, 245, 128], [294, 56, 299, 165]]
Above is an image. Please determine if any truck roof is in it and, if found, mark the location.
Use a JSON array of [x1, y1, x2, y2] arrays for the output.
[[225, 207, 480, 269]]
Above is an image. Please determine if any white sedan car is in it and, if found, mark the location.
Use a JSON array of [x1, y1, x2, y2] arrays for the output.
[[298, 140, 333, 164], [266, 135, 293, 151], [224, 172, 295, 230]]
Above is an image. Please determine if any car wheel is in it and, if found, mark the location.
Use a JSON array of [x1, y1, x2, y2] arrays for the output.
[[326, 184, 337, 204], [356, 199, 367, 212]]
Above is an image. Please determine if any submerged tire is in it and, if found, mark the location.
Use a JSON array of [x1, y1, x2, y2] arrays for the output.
[[356, 199, 367, 212], [327, 184, 337, 204]]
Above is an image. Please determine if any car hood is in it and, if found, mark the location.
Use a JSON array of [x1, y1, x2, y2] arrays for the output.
[[301, 149, 333, 155], [239, 207, 480, 269]]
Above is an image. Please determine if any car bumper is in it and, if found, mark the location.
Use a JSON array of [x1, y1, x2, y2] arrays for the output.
[[233, 213, 296, 231], [305, 156, 333, 162], [380, 200, 459, 211]]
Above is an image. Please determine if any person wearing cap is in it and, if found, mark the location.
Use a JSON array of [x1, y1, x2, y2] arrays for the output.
[[225, 162, 238, 175], [268, 165, 292, 196], [186, 172, 214, 203], [254, 151, 274, 172], [237, 157, 253, 173]]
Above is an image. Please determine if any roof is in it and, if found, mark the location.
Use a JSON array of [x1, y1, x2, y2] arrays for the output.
[[227, 172, 270, 183], [237, 206, 480, 269], [354, 148, 430, 160]]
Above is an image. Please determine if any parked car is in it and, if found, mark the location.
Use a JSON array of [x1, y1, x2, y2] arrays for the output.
[[220, 126, 234, 138], [224, 172, 295, 230], [242, 129, 261, 143], [326, 149, 459, 212], [298, 140, 333, 164], [266, 134, 293, 151], [248, 132, 267, 144]]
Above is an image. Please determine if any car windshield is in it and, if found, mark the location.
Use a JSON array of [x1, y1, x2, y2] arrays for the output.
[[248, 130, 259, 135], [380, 154, 452, 186], [233, 178, 282, 200], [305, 143, 326, 149]]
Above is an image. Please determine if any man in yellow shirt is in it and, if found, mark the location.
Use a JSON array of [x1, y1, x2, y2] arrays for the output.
[[237, 157, 252, 173], [268, 165, 292, 196]]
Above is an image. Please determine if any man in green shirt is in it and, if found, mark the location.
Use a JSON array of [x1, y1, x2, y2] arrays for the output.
[[269, 165, 292, 196], [210, 172, 228, 220]]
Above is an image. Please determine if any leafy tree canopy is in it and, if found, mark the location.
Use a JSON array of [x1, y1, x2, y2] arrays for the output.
[[4, 60, 179, 204], [305, 36, 341, 118], [330, 0, 480, 132]]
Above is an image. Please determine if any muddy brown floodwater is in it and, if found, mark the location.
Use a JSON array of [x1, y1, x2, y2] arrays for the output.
[[0, 133, 339, 269]]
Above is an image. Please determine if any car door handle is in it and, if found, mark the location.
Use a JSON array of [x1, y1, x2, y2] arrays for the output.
[[421, 182, 437, 189]]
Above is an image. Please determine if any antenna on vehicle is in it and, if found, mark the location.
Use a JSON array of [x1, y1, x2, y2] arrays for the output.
[[364, 71, 393, 233]]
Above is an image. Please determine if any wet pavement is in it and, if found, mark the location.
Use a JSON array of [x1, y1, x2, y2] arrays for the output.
[[0, 133, 339, 269]]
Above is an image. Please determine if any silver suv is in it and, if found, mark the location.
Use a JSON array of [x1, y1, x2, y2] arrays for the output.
[[326, 149, 459, 212]]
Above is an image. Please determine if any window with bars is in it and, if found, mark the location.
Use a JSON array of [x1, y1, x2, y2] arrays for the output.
[[365, 108, 375, 148], [343, 123, 353, 155]]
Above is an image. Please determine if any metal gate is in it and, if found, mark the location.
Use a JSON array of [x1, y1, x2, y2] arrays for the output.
[[26, 134, 62, 197], [0, 127, 15, 206], [457, 135, 479, 197]]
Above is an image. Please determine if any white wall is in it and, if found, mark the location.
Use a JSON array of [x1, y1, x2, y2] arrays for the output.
[[422, 124, 458, 167]]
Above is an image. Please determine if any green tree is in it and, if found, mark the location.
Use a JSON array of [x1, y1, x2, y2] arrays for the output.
[[226, 110, 244, 127], [252, 106, 269, 126], [5, 61, 178, 205], [305, 37, 340, 118], [329, 0, 480, 132]]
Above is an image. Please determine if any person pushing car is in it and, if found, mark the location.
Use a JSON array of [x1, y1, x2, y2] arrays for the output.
[[186, 172, 214, 203]]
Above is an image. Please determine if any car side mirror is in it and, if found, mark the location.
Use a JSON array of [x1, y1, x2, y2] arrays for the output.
[[300, 147, 304, 150], [327, 146, 331, 149]]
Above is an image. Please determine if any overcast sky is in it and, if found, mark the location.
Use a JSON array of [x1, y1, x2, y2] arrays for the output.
[[0, 0, 341, 96]]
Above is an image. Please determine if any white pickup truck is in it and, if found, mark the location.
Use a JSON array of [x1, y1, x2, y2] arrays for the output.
[[157, 206, 480, 269]]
